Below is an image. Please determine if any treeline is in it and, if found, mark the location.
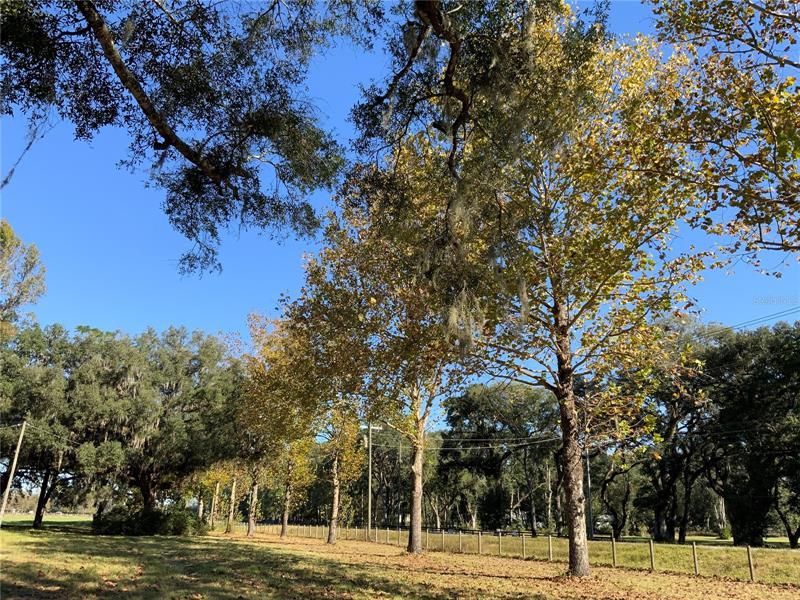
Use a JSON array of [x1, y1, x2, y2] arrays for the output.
[[3, 320, 797, 549], [288, 322, 799, 550], [0, 324, 244, 532]]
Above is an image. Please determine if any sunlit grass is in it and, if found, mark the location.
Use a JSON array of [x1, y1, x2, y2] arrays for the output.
[[2, 520, 799, 599]]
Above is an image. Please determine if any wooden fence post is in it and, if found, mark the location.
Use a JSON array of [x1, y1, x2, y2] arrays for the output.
[[611, 536, 617, 568], [426, 528, 429, 550], [498, 531, 502, 556], [397, 526, 400, 546], [522, 533, 526, 559], [649, 538, 656, 572], [479, 531, 482, 555], [459, 530, 463, 553], [548, 535, 553, 561], [747, 546, 755, 583], [692, 542, 699, 576], [441, 529, 445, 552]]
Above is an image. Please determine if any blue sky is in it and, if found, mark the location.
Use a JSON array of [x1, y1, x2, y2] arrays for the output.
[[1, 1, 797, 343]]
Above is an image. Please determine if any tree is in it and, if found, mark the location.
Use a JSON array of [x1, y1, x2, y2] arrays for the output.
[[1, 0, 382, 271], [424, 24, 706, 574], [700, 323, 800, 546], [318, 402, 364, 544], [296, 179, 472, 552], [244, 316, 321, 538], [126, 328, 241, 511], [0, 219, 45, 339], [440, 384, 559, 533], [649, 0, 800, 256]]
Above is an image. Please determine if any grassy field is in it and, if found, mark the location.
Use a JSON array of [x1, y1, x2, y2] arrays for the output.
[[247, 523, 800, 585], [2, 518, 799, 599]]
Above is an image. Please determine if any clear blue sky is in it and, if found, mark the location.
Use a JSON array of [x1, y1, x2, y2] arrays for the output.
[[1, 1, 797, 342]]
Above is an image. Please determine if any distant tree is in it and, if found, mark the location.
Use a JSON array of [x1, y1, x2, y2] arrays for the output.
[[440, 384, 559, 534], [127, 328, 241, 511], [318, 402, 364, 544], [0, 219, 45, 339], [701, 323, 800, 547], [1, 0, 382, 271]]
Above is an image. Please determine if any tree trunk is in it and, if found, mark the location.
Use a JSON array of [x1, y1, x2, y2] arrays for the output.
[[280, 480, 292, 539], [678, 477, 694, 544], [225, 477, 237, 534], [140, 476, 157, 512], [210, 481, 220, 529], [247, 481, 258, 537], [328, 453, 340, 544], [198, 497, 204, 522], [33, 468, 53, 529], [553, 306, 590, 577], [407, 436, 425, 553]]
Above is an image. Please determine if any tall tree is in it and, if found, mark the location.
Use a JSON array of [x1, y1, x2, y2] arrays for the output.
[[425, 26, 706, 575], [296, 183, 470, 552], [1, 0, 382, 271]]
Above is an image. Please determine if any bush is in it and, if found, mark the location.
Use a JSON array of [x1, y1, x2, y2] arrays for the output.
[[93, 506, 207, 536], [718, 526, 732, 540]]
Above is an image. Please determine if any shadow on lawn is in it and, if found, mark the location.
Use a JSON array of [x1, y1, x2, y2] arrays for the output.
[[2, 530, 499, 599]]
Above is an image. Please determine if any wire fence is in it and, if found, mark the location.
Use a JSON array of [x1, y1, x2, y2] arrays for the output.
[[230, 522, 800, 586]]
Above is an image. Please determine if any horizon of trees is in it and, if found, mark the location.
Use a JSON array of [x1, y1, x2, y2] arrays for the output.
[[2, 318, 798, 549]]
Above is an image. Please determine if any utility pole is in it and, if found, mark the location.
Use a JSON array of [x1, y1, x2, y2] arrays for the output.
[[0, 420, 27, 527]]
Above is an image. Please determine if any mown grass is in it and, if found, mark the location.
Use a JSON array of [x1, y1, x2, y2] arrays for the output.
[[2, 518, 800, 599], [253, 523, 800, 585]]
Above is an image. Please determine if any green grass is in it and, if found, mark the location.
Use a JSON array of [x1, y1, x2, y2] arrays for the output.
[[2, 519, 800, 599], [252, 524, 800, 585]]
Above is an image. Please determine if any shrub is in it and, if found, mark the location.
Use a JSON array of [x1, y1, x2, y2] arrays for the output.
[[93, 506, 207, 536]]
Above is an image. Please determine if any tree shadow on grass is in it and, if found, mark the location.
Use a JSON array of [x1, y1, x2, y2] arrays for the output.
[[3, 530, 521, 599]]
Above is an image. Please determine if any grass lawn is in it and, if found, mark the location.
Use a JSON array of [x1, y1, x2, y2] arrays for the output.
[[1, 519, 799, 599]]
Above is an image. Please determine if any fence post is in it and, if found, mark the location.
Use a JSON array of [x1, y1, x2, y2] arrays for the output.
[[747, 546, 755, 583], [692, 541, 698, 576], [649, 538, 656, 572], [441, 529, 445, 552], [498, 531, 502, 556], [397, 526, 400, 546], [479, 531, 482, 555], [611, 536, 617, 568], [522, 533, 526, 559], [386, 526, 389, 544], [426, 528, 429, 550], [548, 535, 553, 561], [459, 530, 463, 553]]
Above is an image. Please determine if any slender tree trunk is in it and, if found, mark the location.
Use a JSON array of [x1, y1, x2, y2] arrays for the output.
[[553, 304, 590, 577], [407, 434, 425, 553], [280, 467, 292, 539], [198, 498, 204, 521], [225, 477, 237, 534], [247, 481, 258, 537], [328, 453, 340, 544], [33, 468, 53, 529], [678, 476, 695, 544], [210, 481, 220, 529]]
